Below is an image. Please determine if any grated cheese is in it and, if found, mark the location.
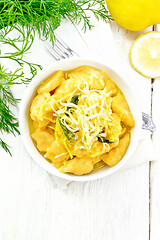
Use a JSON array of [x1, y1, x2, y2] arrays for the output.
[[35, 81, 122, 154], [54, 82, 120, 151]]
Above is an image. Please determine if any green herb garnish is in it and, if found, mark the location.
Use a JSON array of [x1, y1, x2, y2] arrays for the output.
[[0, 139, 11, 156], [0, 0, 112, 42], [97, 136, 114, 144], [0, 66, 27, 156], [56, 114, 77, 141], [66, 93, 81, 112], [0, 0, 112, 154]]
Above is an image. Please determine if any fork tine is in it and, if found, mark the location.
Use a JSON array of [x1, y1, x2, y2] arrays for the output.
[[52, 45, 67, 59], [55, 34, 79, 57], [54, 42, 71, 58], [43, 34, 79, 60], [43, 41, 61, 61]]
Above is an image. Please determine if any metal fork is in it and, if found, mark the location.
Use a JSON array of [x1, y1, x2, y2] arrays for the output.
[[43, 34, 79, 61]]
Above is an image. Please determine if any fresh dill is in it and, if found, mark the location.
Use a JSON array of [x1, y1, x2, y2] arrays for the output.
[[0, 139, 11, 156], [0, 26, 42, 82], [0, 0, 112, 44], [0, 67, 21, 156], [0, 0, 112, 154]]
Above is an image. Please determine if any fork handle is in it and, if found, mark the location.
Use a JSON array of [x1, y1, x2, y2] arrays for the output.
[[142, 112, 156, 132]]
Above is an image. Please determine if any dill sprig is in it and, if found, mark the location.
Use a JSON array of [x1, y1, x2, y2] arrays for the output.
[[0, 25, 42, 154], [0, 26, 42, 82], [0, 0, 112, 44], [0, 66, 23, 155], [0, 139, 11, 156], [0, 0, 112, 154]]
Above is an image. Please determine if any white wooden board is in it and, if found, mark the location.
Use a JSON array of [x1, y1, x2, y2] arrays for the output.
[[0, 19, 154, 240], [150, 24, 160, 240]]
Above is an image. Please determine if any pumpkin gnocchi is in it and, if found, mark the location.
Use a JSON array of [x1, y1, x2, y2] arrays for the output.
[[30, 66, 135, 175]]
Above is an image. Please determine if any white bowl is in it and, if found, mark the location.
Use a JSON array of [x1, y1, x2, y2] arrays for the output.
[[19, 58, 141, 181]]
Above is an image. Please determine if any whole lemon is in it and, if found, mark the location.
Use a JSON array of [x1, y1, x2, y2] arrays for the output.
[[106, 0, 159, 31]]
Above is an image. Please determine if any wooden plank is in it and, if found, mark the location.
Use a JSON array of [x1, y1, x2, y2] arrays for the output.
[[109, 22, 152, 113], [71, 21, 151, 240], [0, 20, 151, 240], [0, 155, 149, 240], [150, 24, 160, 240]]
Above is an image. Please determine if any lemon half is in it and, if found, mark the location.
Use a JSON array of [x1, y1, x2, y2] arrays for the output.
[[130, 31, 160, 78]]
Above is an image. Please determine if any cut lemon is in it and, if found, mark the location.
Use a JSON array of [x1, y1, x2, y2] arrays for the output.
[[130, 31, 160, 78]]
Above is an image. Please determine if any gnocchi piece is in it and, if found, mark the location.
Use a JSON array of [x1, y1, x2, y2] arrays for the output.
[[32, 120, 39, 129], [51, 162, 63, 169], [92, 156, 101, 164], [32, 128, 55, 152], [68, 65, 105, 90], [44, 95, 59, 112], [111, 93, 135, 127], [70, 148, 89, 158], [101, 133, 130, 167], [59, 157, 94, 175], [70, 140, 112, 159], [54, 77, 81, 100], [30, 93, 49, 120], [30, 93, 55, 128], [45, 141, 69, 162], [107, 113, 122, 142], [37, 70, 64, 94], [47, 122, 56, 131], [90, 141, 111, 157], [102, 71, 118, 94], [91, 140, 119, 158], [119, 127, 127, 138]]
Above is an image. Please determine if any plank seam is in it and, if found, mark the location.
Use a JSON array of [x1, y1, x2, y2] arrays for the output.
[[149, 24, 157, 240]]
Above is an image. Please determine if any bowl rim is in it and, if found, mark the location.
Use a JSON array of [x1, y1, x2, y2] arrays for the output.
[[19, 57, 141, 181]]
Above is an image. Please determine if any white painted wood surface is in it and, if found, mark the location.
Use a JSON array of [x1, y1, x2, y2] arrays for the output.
[[0, 19, 158, 240], [150, 24, 160, 240]]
